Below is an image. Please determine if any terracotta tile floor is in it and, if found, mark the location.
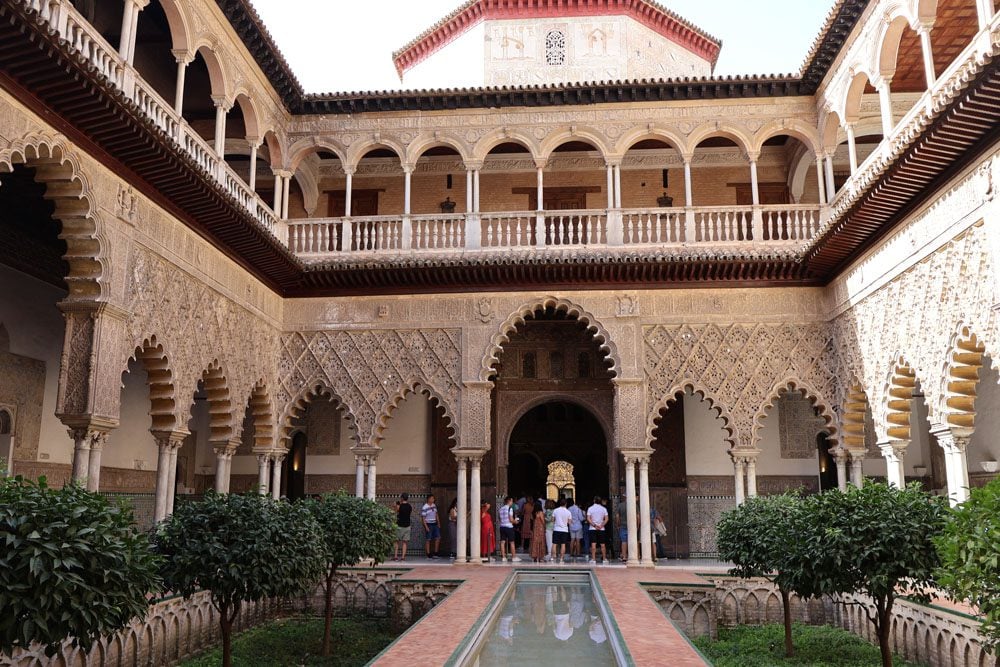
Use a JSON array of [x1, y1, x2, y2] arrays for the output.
[[371, 562, 710, 666]]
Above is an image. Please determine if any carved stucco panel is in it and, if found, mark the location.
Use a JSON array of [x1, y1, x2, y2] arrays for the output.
[[277, 329, 462, 449]]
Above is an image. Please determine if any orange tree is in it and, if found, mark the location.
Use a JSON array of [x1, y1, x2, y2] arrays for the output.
[[302, 492, 395, 656]]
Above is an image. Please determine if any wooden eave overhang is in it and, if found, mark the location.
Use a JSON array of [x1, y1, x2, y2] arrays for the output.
[[0, 0, 302, 293], [802, 57, 1000, 277]]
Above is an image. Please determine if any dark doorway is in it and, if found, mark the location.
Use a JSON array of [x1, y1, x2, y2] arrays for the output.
[[284, 432, 307, 500], [507, 401, 608, 503], [817, 433, 838, 491], [650, 395, 691, 558]]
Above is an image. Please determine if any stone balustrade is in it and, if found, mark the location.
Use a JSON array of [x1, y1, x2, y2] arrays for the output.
[[20, 0, 281, 240], [287, 204, 823, 261]]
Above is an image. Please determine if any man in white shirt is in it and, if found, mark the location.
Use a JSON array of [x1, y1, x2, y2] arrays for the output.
[[586, 496, 609, 564], [551, 498, 572, 563], [420, 494, 441, 559]]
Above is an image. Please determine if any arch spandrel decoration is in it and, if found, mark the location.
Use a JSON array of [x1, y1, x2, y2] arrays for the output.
[[644, 323, 837, 450], [646, 382, 737, 449], [277, 328, 462, 450], [479, 296, 622, 382]]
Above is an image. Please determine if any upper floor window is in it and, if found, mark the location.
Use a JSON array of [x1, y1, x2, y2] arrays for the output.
[[545, 30, 566, 66]]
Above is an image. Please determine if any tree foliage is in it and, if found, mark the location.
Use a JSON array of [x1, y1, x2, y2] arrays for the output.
[[302, 491, 395, 656], [717, 492, 807, 656], [0, 476, 160, 657], [935, 478, 1000, 653], [791, 483, 947, 667], [153, 492, 326, 667]]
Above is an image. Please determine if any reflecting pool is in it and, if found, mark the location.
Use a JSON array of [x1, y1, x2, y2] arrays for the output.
[[466, 574, 620, 666]]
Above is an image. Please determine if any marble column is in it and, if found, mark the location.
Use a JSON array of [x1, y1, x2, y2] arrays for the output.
[[86, 431, 107, 493], [366, 453, 378, 501], [733, 454, 746, 505], [470, 455, 482, 564], [932, 426, 971, 505], [638, 456, 654, 566], [833, 448, 849, 492], [877, 77, 895, 137], [815, 155, 827, 205], [271, 453, 284, 500], [624, 456, 639, 567], [456, 456, 468, 563], [917, 25, 936, 89], [605, 163, 614, 209], [153, 431, 186, 521], [212, 96, 229, 157], [849, 450, 865, 488], [248, 140, 260, 191], [256, 453, 270, 495], [69, 428, 91, 484], [355, 455, 366, 497], [845, 123, 858, 174], [172, 51, 191, 116], [745, 453, 758, 498]]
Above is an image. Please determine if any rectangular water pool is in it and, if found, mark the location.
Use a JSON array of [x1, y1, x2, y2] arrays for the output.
[[449, 572, 630, 666]]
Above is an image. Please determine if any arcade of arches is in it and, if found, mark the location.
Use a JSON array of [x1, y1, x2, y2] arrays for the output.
[[1, 0, 1000, 569]]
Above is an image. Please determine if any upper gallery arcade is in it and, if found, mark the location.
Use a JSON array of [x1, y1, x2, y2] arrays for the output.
[[0, 0, 999, 564]]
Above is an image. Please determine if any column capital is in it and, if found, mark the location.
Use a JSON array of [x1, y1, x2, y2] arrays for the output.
[[171, 49, 194, 66], [533, 157, 548, 170], [272, 168, 293, 179], [57, 299, 131, 322], [271, 451, 287, 464], [604, 156, 623, 168], [401, 163, 416, 174], [351, 445, 381, 459], [452, 447, 488, 462], [214, 439, 240, 458], [210, 94, 232, 111], [730, 448, 760, 463], [680, 152, 694, 164], [929, 424, 972, 452], [463, 160, 484, 171], [342, 165, 356, 176], [247, 136, 262, 149], [610, 377, 644, 388], [151, 429, 188, 450], [744, 150, 761, 163], [878, 439, 908, 458]]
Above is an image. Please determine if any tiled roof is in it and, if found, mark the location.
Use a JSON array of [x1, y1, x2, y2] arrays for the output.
[[390, 0, 723, 78], [218, 0, 869, 113]]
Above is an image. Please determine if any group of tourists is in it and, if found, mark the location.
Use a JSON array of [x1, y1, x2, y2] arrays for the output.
[[390, 491, 669, 563]]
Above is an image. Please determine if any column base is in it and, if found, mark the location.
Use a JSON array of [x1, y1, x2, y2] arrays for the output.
[[626, 559, 655, 568], [454, 557, 483, 566]]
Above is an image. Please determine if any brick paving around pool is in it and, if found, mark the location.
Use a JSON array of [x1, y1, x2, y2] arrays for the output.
[[371, 562, 710, 666]]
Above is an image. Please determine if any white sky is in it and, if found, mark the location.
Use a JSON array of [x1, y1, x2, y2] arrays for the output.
[[250, 0, 835, 94]]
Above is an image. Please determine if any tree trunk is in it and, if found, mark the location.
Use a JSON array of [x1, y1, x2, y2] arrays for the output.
[[322, 567, 335, 656], [780, 588, 794, 657], [875, 597, 894, 667], [219, 601, 233, 667]]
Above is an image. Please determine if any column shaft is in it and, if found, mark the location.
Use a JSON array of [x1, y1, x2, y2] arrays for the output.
[[154, 442, 173, 521], [273, 174, 283, 216], [271, 456, 283, 500], [456, 458, 468, 563], [174, 59, 187, 116], [683, 160, 693, 207], [118, 0, 136, 62], [213, 103, 227, 156], [624, 458, 639, 566], [815, 156, 827, 204], [403, 169, 412, 215], [465, 168, 473, 213], [846, 124, 858, 174], [473, 169, 480, 213], [734, 457, 746, 505], [878, 80, 895, 137], [836, 454, 848, 492], [282, 175, 291, 219], [613, 164, 622, 208], [355, 457, 365, 497], [248, 142, 259, 191], [536, 167, 544, 210], [470, 458, 482, 563], [606, 165, 614, 209], [85, 435, 103, 493], [70, 429, 91, 483], [749, 160, 760, 206], [345, 171, 353, 217], [919, 28, 936, 88], [257, 454, 269, 495], [166, 445, 179, 514], [824, 155, 836, 199], [366, 460, 377, 501], [638, 459, 654, 566], [745, 459, 758, 498]]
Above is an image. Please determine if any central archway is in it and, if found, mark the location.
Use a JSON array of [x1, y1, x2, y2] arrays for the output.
[[507, 401, 609, 503]]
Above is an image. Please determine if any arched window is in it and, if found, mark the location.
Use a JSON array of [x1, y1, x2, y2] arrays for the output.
[[545, 30, 566, 66], [0, 409, 11, 434]]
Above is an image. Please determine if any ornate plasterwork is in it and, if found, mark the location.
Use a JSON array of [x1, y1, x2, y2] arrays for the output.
[[124, 247, 279, 430], [276, 329, 462, 448], [644, 323, 838, 450]]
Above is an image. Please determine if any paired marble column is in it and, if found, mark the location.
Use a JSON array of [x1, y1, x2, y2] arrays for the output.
[[730, 449, 761, 505], [352, 448, 380, 499], [623, 456, 639, 567], [456, 456, 469, 563], [638, 457, 653, 566], [453, 450, 486, 564], [153, 430, 187, 521]]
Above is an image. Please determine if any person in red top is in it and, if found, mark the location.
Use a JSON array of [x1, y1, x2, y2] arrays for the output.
[[480, 501, 496, 562]]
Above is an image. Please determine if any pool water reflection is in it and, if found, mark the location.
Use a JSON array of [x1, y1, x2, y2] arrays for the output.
[[473, 580, 616, 666]]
